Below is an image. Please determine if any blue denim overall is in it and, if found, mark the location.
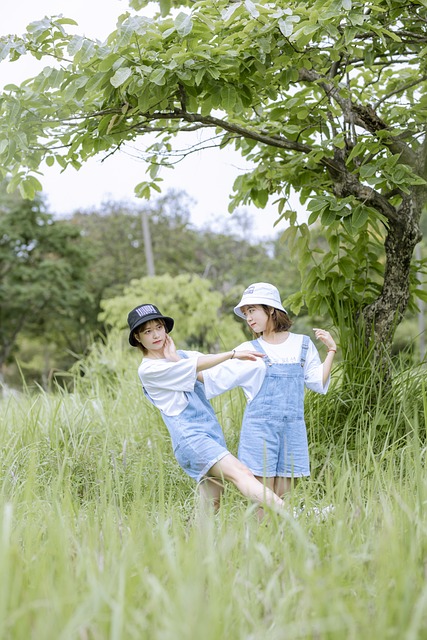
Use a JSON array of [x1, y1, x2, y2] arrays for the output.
[[142, 352, 229, 482], [238, 336, 310, 478]]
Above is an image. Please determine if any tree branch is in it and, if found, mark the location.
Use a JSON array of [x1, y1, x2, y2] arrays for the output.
[[373, 75, 427, 109], [136, 109, 315, 155], [298, 67, 418, 167], [127, 108, 399, 224], [330, 163, 399, 223]]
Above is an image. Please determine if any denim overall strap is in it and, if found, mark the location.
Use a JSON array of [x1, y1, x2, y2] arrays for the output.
[[300, 335, 310, 367], [250, 339, 271, 364], [250, 338, 266, 354]]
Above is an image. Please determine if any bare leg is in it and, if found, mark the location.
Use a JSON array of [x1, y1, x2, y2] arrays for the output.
[[254, 476, 297, 520], [254, 476, 276, 521], [274, 476, 297, 498], [198, 476, 224, 514], [208, 454, 284, 510]]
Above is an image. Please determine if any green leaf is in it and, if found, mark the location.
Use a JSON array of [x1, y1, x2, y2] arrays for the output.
[[317, 279, 330, 295], [18, 176, 42, 200], [195, 69, 205, 86], [281, 224, 298, 247], [68, 36, 84, 56], [414, 288, 427, 303], [110, 67, 132, 88], [381, 28, 402, 42], [99, 53, 121, 72], [308, 210, 320, 225], [76, 39, 96, 64], [221, 3, 242, 23], [207, 67, 220, 80], [244, 0, 260, 18], [174, 13, 193, 37], [307, 198, 328, 212], [359, 164, 377, 179], [278, 15, 300, 37], [159, 0, 171, 15], [321, 208, 337, 226], [220, 85, 237, 111], [338, 256, 355, 278], [134, 181, 151, 199], [0, 40, 12, 62], [150, 68, 166, 86], [254, 189, 268, 208], [352, 206, 369, 228], [332, 274, 347, 294], [329, 234, 339, 254], [285, 291, 304, 315]]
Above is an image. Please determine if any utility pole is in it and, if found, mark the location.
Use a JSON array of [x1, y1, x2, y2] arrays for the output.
[[141, 209, 155, 276]]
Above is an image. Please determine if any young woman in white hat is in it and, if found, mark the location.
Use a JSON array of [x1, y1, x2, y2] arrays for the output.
[[127, 303, 285, 514], [202, 283, 337, 504]]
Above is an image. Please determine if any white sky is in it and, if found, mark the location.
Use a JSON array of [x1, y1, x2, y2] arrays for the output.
[[0, 0, 298, 239]]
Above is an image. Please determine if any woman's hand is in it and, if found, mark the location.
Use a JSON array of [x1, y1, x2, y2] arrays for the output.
[[312, 328, 337, 352], [163, 334, 180, 361], [233, 350, 266, 361]]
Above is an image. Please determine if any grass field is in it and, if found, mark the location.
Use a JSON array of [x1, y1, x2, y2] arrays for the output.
[[0, 344, 426, 639]]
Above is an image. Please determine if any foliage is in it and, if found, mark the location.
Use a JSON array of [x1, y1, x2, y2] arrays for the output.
[[71, 192, 298, 297], [99, 273, 247, 351], [71, 192, 303, 348], [0, 0, 427, 357], [0, 182, 93, 376]]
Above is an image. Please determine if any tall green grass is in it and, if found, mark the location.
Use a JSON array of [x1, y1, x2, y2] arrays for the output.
[[0, 337, 426, 639]]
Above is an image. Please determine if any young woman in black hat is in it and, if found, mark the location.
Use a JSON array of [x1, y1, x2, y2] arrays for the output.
[[127, 303, 285, 513]]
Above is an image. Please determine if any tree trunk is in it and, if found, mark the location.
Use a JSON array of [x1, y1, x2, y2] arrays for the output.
[[362, 190, 424, 354]]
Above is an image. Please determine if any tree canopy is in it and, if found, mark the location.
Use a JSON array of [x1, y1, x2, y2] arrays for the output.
[[70, 190, 299, 299], [0, 181, 93, 376], [0, 0, 426, 359]]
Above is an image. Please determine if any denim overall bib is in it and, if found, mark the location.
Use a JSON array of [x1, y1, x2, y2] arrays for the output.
[[238, 336, 310, 478], [142, 351, 228, 482]]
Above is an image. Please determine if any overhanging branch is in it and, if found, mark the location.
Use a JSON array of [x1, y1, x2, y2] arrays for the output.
[[128, 108, 399, 224]]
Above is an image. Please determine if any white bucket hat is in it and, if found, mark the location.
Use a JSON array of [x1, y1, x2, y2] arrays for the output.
[[234, 282, 287, 319]]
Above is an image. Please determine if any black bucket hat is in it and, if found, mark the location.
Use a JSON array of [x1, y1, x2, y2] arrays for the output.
[[127, 304, 174, 346]]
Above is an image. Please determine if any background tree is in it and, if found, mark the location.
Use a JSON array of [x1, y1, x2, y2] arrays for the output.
[[1, 0, 426, 368], [0, 181, 93, 385], [100, 273, 246, 352], [71, 190, 300, 301]]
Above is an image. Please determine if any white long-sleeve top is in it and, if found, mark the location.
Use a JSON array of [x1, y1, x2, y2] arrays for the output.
[[203, 333, 329, 401], [138, 351, 202, 416]]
